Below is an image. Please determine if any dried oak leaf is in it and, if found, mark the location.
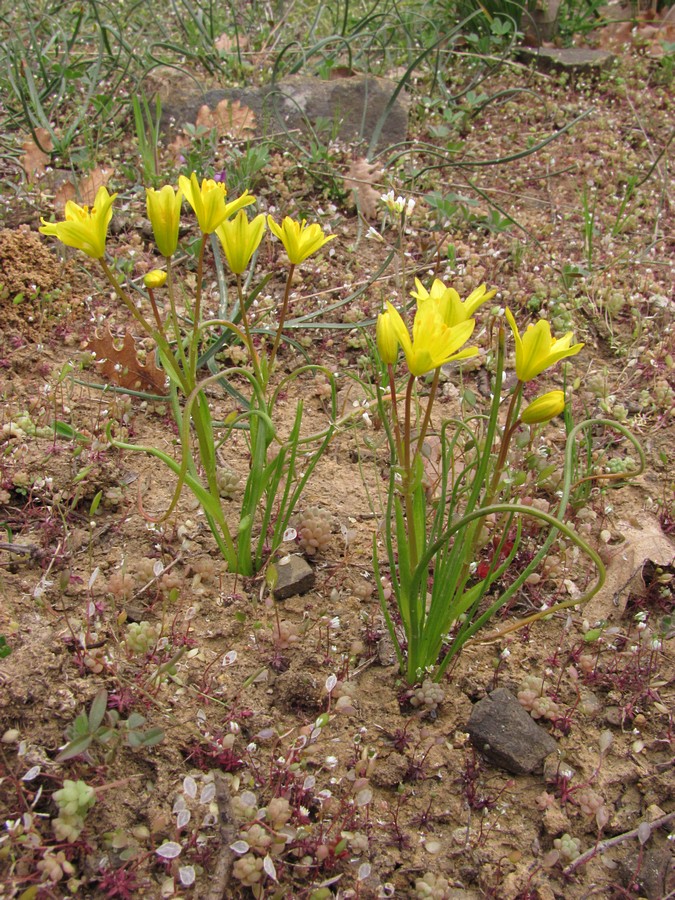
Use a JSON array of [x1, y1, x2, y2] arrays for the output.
[[214, 32, 249, 54], [20, 128, 53, 181], [344, 158, 382, 220], [86, 328, 167, 395], [167, 132, 191, 163], [54, 166, 116, 213], [196, 99, 256, 139], [584, 514, 674, 622]]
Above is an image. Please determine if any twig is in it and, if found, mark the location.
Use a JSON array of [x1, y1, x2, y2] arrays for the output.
[[205, 772, 237, 900], [563, 811, 675, 876], [0, 541, 39, 556]]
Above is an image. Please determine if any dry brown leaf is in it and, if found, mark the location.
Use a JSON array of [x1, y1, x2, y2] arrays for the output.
[[215, 32, 249, 54], [196, 99, 256, 139], [328, 66, 357, 80], [596, 12, 675, 54], [53, 166, 115, 214], [20, 128, 53, 181], [583, 514, 674, 622], [167, 132, 191, 164], [344, 158, 382, 220], [86, 328, 167, 395], [77, 166, 115, 206]]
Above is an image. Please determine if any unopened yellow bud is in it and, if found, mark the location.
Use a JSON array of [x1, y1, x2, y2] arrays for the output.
[[144, 269, 167, 289], [521, 390, 565, 425], [376, 309, 399, 365]]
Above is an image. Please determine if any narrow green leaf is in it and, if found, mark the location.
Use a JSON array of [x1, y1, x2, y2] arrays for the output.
[[88, 689, 108, 731], [56, 734, 92, 762]]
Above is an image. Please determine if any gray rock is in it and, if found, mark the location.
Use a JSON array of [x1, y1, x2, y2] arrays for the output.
[[619, 847, 673, 900], [517, 47, 617, 74], [271, 554, 314, 600], [466, 687, 558, 775], [146, 67, 409, 151]]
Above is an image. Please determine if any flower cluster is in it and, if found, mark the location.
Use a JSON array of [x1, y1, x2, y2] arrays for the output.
[[40, 172, 334, 276]]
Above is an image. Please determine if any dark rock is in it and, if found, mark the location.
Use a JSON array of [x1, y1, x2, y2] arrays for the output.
[[146, 67, 409, 151], [271, 554, 315, 600], [466, 687, 557, 775], [618, 847, 673, 900], [517, 47, 617, 74]]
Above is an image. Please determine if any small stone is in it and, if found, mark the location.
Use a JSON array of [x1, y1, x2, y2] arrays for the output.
[[272, 555, 315, 600], [542, 805, 571, 836], [466, 688, 558, 775], [543, 755, 576, 783], [604, 706, 623, 726], [376, 633, 398, 667]]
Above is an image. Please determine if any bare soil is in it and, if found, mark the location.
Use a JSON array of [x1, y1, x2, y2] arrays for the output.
[[0, 36, 673, 900]]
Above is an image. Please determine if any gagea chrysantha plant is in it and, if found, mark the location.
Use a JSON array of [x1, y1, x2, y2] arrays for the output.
[[373, 272, 643, 683], [39, 175, 337, 576]]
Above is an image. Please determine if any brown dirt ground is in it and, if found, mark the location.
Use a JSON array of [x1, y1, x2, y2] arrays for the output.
[[0, 39, 674, 900]]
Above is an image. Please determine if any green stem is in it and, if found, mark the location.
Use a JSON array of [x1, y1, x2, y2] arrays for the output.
[[99, 259, 155, 340], [98, 258, 187, 393], [487, 380, 523, 500], [235, 273, 262, 381], [403, 374, 418, 572], [146, 287, 164, 332], [166, 257, 189, 374], [188, 233, 208, 379], [415, 367, 441, 460], [387, 364, 403, 462], [269, 263, 295, 371]]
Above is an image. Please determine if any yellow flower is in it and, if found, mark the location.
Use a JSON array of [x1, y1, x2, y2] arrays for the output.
[[266, 215, 335, 264], [39, 185, 116, 259], [411, 278, 496, 327], [376, 309, 399, 365], [215, 210, 266, 274], [178, 173, 254, 234], [505, 308, 584, 382], [146, 185, 182, 257], [521, 390, 566, 425], [386, 301, 477, 377], [144, 269, 167, 289]]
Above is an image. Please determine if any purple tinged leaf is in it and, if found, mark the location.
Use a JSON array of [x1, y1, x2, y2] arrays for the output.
[[156, 841, 182, 859]]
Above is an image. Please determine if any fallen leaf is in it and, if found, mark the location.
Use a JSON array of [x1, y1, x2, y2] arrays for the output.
[[215, 32, 249, 54], [343, 158, 382, 220], [53, 166, 116, 214], [583, 514, 674, 622], [77, 166, 115, 206], [86, 328, 167, 395], [167, 132, 191, 163], [328, 66, 357, 79], [20, 128, 53, 181], [196, 99, 256, 139]]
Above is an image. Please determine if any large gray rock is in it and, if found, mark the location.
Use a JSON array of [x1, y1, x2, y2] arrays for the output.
[[145, 67, 409, 151], [517, 47, 617, 74], [466, 687, 557, 775]]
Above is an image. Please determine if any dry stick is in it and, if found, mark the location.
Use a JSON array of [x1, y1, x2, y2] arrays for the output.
[[205, 772, 237, 900], [563, 810, 675, 876]]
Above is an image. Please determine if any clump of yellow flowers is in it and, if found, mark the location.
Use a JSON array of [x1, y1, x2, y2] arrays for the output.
[[39, 175, 336, 576], [372, 275, 607, 684]]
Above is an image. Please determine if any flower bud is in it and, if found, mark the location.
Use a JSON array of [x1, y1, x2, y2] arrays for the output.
[[144, 269, 167, 289], [376, 309, 399, 365], [521, 390, 565, 425]]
